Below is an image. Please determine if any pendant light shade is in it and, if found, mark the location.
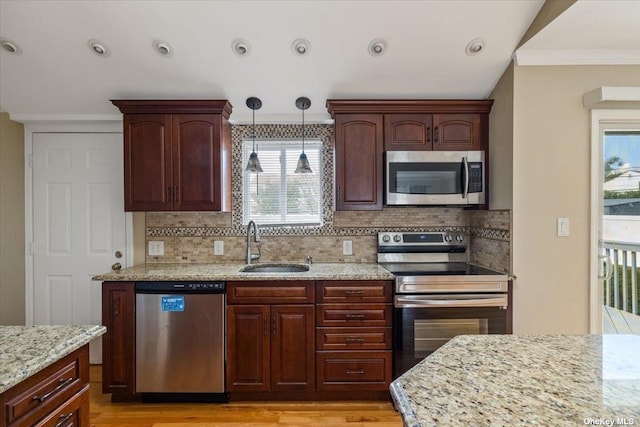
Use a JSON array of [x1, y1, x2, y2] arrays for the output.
[[245, 97, 263, 173], [295, 96, 313, 174]]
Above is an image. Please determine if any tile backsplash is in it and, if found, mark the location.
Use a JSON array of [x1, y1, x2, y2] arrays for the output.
[[145, 124, 512, 273]]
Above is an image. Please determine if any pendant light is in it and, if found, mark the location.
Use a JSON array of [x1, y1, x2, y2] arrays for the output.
[[294, 96, 313, 174], [245, 97, 263, 173]]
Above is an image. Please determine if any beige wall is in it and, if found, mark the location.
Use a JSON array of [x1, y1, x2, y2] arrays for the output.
[[132, 212, 145, 265], [489, 62, 514, 211], [511, 65, 640, 334], [0, 112, 25, 325]]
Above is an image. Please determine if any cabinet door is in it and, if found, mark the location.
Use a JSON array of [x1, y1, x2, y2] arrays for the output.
[[335, 114, 383, 210], [384, 114, 432, 150], [101, 282, 135, 396], [226, 305, 270, 392], [270, 305, 315, 392], [172, 114, 222, 211], [123, 114, 172, 211], [432, 113, 484, 151]]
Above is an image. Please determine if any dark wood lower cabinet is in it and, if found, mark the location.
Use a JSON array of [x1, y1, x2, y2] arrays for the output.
[[101, 282, 135, 400], [226, 304, 315, 393], [316, 351, 392, 391], [0, 346, 90, 427]]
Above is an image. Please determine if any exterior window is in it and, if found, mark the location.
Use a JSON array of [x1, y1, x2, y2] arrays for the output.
[[242, 140, 322, 225]]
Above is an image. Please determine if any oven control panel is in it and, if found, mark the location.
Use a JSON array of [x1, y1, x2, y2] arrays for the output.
[[378, 231, 467, 247]]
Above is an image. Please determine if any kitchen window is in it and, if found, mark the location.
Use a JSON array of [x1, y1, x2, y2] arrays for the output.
[[242, 140, 322, 226]]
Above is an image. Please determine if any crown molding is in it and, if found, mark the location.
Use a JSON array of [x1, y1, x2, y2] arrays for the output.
[[513, 49, 640, 66]]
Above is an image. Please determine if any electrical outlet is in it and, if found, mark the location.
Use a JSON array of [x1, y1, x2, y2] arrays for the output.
[[343, 240, 353, 256], [214, 240, 224, 255], [148, 241, 164, 256]]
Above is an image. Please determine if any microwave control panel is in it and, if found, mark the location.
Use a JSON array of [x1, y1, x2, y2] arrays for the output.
[[469, 163, 483, 193]]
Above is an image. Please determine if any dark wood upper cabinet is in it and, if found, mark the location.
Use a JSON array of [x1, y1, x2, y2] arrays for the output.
[[334, 114, 384, 211], [384, 114, 432, 150], [112, 100, 232, 212], [433, 113, 485, 151]]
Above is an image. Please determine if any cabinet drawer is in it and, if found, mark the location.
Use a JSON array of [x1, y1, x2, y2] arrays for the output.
[[316, 304, 392, 326], [227, 281, 314, 304], [316, 327, 391, 350], [3, 347, 87, 426], [316, 351, 392, 391], [33, 385, 89, 427], [316, 281, 391, 303]]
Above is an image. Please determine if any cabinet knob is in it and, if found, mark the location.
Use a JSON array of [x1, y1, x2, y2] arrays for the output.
[[112, 262, 122, 271]]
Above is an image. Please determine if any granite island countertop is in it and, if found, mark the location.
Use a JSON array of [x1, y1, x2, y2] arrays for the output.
[[390, 334, 640, 427], [92, 262, 395, 282], [0, 325, 106, 394]]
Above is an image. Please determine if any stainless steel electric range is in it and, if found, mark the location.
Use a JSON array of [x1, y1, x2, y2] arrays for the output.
[[377, 231, 511, 378]]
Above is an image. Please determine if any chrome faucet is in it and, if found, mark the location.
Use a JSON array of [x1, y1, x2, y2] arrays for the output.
[[246, 220, 261, 264]]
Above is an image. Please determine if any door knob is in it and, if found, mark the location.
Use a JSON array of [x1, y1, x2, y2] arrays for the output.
[[115, 251, 123, 258], [111, 262, 122, 271]]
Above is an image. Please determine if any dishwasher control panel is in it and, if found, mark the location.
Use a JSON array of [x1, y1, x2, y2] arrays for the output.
[[135, 281, 225, 293]]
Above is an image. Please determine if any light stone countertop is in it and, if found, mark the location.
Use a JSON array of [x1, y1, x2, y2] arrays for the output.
[[0, 325, 106, 394], [390, 334, 640, 427], [92, 262, 395, 282]]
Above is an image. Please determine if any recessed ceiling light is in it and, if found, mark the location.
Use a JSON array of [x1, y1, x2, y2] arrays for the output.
[[153, 40, 172, 57], [291, 39, 311, 56], [0, 38, 22, 55], [88, 39, 110, 57], [368, 39, 387, 57], [466, 37, 486, 56], [231, 38, 251, 57]]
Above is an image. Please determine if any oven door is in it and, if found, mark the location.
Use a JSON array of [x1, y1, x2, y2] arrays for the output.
[[393, 294, 508, 378]]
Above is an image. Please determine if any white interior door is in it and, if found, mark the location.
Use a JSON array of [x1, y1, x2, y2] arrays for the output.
[[33, 132, 125, 362]]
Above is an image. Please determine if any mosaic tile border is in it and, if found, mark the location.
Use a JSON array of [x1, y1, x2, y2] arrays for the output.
[[146, 225, 511, 241]]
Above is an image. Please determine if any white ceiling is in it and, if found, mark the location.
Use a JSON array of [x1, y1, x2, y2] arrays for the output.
[[0, 0, 637, 123]]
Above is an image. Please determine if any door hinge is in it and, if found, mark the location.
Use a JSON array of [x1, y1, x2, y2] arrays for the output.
[[28, 153, 33, 168], [29, 242, 34, 255]]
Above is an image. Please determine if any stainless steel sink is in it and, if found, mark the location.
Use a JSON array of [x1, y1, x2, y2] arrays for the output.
[[240, 263, 310, 273]]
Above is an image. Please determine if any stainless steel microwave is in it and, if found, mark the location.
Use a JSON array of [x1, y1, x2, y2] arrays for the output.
[[386, 151, 485, 206]]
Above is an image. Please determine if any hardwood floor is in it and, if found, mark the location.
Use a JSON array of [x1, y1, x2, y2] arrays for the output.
[[89, 366, 403, 426]]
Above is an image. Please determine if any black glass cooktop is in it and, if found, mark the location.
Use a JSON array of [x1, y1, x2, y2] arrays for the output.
[[379, 262, 505, 276]]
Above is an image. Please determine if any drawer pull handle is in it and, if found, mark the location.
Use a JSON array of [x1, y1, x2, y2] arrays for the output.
[[32, 377, 75, 403], [346, 369, 365, 375], [345, 290, 364, 296], [345, 337, 364, 344], [55, 412, 73, 427], [345, 314, 365, 320]]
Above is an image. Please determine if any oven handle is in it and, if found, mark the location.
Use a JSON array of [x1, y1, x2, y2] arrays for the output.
[[395, 295, 508, 309]]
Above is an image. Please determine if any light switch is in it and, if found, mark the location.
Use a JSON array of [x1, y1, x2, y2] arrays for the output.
[[343, 240, 353, 256], [148, 241, 164, 256], [557, 217, 570, 237], [214, 240, 224, 255]]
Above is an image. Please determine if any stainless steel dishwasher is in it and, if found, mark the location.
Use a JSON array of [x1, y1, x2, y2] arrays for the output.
[[135, 281, 227, 402]]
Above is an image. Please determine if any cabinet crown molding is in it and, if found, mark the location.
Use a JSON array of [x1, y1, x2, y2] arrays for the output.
[[111, 100, 233, 118], [325, 99, 493, 117]]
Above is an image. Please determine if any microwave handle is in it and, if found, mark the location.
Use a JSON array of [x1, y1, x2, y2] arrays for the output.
[[462, 156, 469, 199]]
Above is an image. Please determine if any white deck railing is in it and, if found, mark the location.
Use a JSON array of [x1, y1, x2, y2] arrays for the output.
[[603, 240, 640, 316]]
